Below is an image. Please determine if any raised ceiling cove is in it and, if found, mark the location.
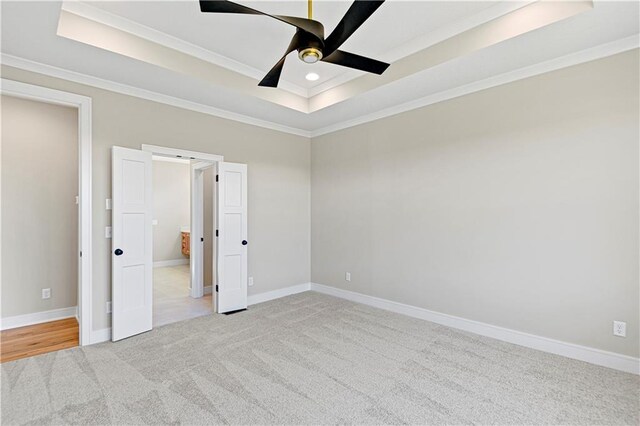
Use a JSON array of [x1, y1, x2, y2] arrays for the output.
[[1, 1, 638, 136]]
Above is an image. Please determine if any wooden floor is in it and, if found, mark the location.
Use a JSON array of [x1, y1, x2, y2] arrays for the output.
[[0, 318, 79, 363]]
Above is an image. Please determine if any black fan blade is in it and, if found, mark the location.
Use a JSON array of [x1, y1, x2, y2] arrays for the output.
[[258, 31, 303, 88], [323, 0, 385, 56], [322, 50, 389, 75], [258, 56, 288, 87], [200, 1, 324, 40], [199, 0, 261, 15]]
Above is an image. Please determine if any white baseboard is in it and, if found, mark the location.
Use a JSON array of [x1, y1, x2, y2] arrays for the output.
[[88, 283, 311, 346], [153, 259, 189, 268], [310, 283, 640, 375], [90, 327, 111, 344], [204, 285, 212, 295], [1, 306, 78, 330], [248, 283, 311, 306]]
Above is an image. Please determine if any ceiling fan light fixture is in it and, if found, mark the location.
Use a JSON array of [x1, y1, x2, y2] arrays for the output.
[[298, 47, 323, 64]]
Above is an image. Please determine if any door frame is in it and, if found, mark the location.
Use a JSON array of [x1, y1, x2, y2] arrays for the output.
[[190, 161, 216, 299], [1, 79, 93, 346], [140, 145, 222, 301]]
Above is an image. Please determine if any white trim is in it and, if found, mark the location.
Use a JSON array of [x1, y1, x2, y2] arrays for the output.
[[153, 259, 189, 268], [90, 327, 111, 344], [248, 283, 311, 306], [152, 155, 190, 164], [1, 307, 78, 331], [0, 79, 92, 347], [1, 54, 312, 138], [204, 285, 213, 295], [189, 157, 219, 299], [310, 283, 640, 375], [191, 164, 205, 299], [142, 144, 224, 163], [311, 36, 640, 137], [4, 36, 636, 140], [60, 1, 309, 99], [3, 37, 635, 140]]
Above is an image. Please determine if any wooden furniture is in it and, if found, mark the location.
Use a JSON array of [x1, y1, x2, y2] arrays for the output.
[[181, 231, 190, 256]]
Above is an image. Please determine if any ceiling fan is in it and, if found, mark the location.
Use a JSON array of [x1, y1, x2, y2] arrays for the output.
[[199, 0, 390, 88]]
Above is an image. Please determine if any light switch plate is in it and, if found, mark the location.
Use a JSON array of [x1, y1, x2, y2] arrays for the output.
[[152, 219, 158, 226], [248, 276, 254, 287], [106, 301, 112, 314], [105, 226, 112, 239], [345, 272, 351, 282], [42, 288, 51, 299], [106, 198, 112, 210]]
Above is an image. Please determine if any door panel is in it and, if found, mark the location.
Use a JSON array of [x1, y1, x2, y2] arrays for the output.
[[112, 146, 153, 341], [216, 162, 248, 313]]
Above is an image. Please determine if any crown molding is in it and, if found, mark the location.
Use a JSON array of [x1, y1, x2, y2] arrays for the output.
[[0, 53, 312, 138], [61, 1, 309, 98], [310, 35, 640, 138], [3, 36, 636, 141], [307, 0, 535, 97]]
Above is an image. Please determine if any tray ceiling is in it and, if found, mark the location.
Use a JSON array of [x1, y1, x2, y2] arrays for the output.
[[1, 1, 638, 136]]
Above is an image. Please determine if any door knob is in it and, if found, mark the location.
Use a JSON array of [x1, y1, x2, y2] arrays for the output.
[[242, 240, 248, 246], [114, 248, 124, 256]]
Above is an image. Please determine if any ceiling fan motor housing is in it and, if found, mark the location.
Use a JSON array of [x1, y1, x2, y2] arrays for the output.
[[297, 32, 324, 64]]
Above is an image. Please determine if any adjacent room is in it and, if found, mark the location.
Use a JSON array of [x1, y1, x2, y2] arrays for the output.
[[151, 155, 215, 327], [1, 0, 638, 424], [1, 95, 80, 362]]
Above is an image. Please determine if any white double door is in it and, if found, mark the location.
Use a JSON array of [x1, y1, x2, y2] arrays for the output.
[[111, 147, 248, 341]]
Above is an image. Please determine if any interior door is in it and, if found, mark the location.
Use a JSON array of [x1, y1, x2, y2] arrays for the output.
[[216, 162, 248, 313], [112, 146, 153, 341]]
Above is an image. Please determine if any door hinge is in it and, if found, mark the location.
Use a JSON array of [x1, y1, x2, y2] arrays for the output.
[[200, 237, 204, 242], [215, 230, 219, 237], [215, 174, 219, 182], [80, 251, 82, 257], [215, 285, 218, 292]]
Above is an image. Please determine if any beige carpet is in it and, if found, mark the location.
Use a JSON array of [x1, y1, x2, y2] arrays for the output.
[[2, 292, 638, 425]]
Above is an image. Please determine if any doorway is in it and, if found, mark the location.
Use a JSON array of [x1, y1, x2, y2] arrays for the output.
[[111, 145, 248, 342], [151, 156, 215, 327], [0, 79, 92, 359]]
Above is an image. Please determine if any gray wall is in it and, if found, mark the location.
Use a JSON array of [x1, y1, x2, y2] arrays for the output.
[[1, 65, 311, 331], [152, 160, 190, 263], [1, 95, 78, 318], [311, 50, 640, 357]]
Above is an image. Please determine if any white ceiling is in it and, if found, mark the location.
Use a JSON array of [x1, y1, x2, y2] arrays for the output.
[[84, 0, 499, 90], [1, 1, 638, 136]]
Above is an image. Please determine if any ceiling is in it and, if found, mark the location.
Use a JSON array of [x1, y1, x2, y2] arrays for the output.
[[1, 1, 638, 136]]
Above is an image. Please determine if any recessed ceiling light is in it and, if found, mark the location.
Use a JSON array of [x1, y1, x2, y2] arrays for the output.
[[305, 72, 320, 81]]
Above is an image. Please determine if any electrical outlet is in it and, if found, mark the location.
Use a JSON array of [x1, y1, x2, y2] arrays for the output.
[[345, 272, 351, 282], [613, 321, 626, 337], [106, 301, 112, 314], [248, 276, 254, 287], [42, 288, 51, 299]]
